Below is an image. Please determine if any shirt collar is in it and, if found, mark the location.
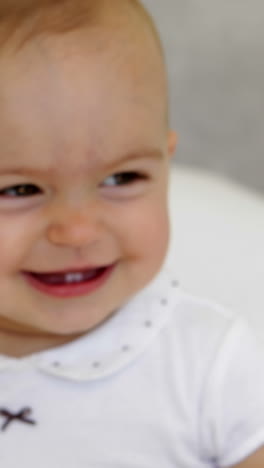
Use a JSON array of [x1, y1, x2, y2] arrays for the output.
[[0, 266, 180, 381]]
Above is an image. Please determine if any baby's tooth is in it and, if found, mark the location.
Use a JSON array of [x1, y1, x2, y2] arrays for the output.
[[65, 272, 84, 283]]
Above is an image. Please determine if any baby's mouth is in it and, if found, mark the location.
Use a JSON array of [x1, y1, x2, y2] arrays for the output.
[[28, 268, 106, 286], [22, 265, 111, 286], [21, 264, 117, 298]]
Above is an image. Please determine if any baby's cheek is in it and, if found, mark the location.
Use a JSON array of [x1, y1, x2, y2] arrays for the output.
[[134, 204, 170, 254], [0, 215, 37, 271]]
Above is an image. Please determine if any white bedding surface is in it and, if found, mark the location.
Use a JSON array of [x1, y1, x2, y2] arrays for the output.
[[167, 165, 264, 340]]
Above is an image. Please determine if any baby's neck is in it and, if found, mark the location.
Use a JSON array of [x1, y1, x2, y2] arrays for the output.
[[0, 329, 82, 358]]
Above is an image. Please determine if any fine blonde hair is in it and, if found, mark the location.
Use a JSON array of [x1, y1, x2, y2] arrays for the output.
[[0, 0, 164, 56]]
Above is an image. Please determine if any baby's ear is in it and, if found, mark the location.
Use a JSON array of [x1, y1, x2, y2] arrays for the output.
[[167, 131, 178, 158]]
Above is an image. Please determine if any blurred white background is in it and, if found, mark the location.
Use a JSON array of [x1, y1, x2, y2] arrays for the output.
[[142, 0, 264, 193]]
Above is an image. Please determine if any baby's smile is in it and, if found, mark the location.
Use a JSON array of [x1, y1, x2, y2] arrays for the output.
[[21, 263, 117, 298]]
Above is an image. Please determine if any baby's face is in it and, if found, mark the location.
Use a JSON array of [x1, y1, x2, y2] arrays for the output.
[[0, 29, 176, 345]]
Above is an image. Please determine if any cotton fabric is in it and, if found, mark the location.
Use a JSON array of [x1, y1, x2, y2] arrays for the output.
[[0, 266, 264, 467]]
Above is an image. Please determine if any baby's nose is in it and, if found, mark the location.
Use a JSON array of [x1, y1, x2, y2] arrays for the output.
[[46, 205, 103, 248]]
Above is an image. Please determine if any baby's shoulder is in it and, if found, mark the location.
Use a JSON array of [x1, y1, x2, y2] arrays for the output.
[[164, 286, 249, 368], [139, 267, 257, 378], [172, 289, 238, 336]]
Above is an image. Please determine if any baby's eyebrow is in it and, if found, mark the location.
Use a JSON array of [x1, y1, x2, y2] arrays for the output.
[[103, 148, 163, 172], [0, 148, 163, 178]]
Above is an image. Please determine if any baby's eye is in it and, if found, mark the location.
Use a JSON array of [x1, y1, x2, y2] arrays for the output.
[[0, 184, 41, 198], [103, 172, 145, 187]]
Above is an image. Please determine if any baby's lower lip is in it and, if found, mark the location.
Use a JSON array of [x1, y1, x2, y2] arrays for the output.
[[21, 263, 116, 299]]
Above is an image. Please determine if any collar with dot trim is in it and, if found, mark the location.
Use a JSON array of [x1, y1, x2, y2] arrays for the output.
[[0, 268, 180, 381]]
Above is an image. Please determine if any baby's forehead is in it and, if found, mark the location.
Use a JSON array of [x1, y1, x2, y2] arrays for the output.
[[0, 0, 167, 115], [0, 2, 168, 170]]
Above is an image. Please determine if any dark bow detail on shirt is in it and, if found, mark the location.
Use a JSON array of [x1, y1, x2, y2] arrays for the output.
[[0, 407, 36, 431]]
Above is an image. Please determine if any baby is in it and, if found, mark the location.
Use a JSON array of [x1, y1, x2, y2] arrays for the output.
[[0, 1, 264, 466]]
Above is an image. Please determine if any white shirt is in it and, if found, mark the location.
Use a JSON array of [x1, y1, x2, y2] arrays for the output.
[[1, 266, 264, 467]]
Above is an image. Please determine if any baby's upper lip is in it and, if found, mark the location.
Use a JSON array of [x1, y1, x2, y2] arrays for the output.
[[23, 263, 114, 275]]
